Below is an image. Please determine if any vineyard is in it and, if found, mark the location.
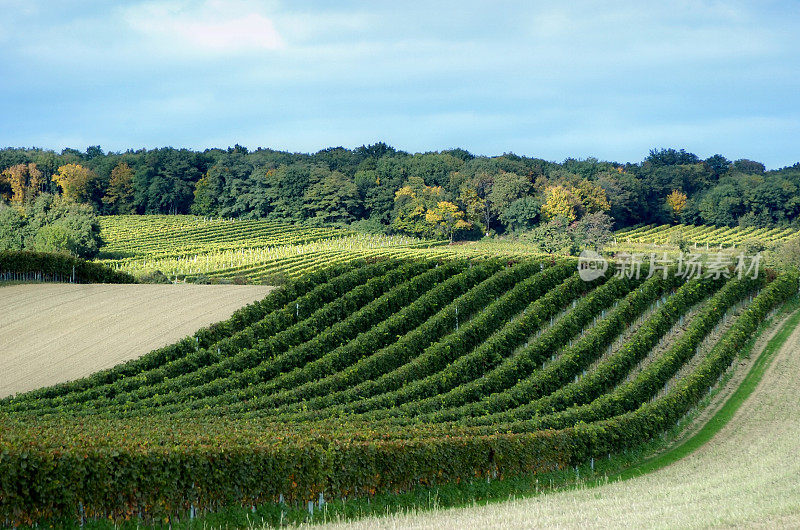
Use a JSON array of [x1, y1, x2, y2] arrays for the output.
[[97, 215, 541, 282], [614, 223, 798, 248], [1, 255, 796, 527]]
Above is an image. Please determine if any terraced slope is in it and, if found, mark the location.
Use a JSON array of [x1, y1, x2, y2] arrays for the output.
[[0, 256, 795, 527]]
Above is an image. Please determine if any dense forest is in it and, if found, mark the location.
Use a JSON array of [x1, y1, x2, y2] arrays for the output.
[[1, 144, 798, 242]]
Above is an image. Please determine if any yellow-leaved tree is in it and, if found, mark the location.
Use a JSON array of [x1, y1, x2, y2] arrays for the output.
[[665, 189, 687, 222], [53, 164, 95, 203], [1, 163, 44, 203], [425, 201, 471, 242], [541, 185, 581, 221]]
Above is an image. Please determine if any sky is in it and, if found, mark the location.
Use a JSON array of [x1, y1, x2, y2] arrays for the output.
[[0, 0, 798, 168]]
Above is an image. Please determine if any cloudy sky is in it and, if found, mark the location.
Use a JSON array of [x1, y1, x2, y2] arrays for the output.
[[1, 0, 798, 167]]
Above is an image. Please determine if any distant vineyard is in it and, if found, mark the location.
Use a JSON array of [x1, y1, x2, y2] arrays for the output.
[[99, 215, 354, 258], [97, 215, 543, 282], [1, 256, 796, 525], [614, 223, 798, 247]]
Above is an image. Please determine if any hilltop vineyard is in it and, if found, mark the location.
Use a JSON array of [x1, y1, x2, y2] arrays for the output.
[[0, 256, 796, 526]]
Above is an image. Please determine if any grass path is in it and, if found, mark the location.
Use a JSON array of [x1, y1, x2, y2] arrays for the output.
[[320, 310, 800, 529], [0, 283, 273, 398]]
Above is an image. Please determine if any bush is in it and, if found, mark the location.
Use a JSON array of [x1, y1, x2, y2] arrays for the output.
[[0, 251, 134, 283]]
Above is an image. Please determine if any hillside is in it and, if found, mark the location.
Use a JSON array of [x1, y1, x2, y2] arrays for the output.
[[328, 310, 800, 529], [0, 256, 796, 526], [0, 283, 273, 398], [95, 214, 536, 282]]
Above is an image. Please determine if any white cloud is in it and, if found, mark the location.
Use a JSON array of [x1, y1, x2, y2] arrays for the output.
[[124, 0, 284, 55]]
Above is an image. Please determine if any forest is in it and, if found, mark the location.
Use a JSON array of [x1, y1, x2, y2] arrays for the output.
[[1, 144, 798, 245]]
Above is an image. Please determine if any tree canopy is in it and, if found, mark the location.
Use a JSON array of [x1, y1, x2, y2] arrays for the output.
[[0, 145, 797, 242]]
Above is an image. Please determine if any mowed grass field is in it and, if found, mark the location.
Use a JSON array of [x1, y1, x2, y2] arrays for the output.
[[320, 311, 800, 529], [0, 283, 273, 398]]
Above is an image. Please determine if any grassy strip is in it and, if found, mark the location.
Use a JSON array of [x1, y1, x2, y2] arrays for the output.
[[47, 299, 800, 529]]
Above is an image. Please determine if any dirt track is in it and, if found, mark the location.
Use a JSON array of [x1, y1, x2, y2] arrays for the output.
[[0, 283, 273, 398], [323, 315, 800, 529]]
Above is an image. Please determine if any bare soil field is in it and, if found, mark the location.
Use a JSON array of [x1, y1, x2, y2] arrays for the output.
[[321, 317, 800, 529], [0, 283, 274, 398]]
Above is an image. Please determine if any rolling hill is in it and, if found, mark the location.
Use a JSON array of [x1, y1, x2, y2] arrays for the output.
[[0, 255, 795, 526]]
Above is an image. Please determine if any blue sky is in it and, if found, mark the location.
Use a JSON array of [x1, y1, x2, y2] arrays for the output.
[[1, 0, 798, 167]]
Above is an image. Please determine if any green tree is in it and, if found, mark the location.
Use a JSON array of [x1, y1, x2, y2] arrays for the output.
[[302, 171, 362, 223], [102, 163, 135, 214], [488, 172, 531, 216], [32, 224, 80, 255], [570, 211, 613, 250], [500, 196, 540, 232], [521, 216, 576, 254], [0, 204, 25, 250], [24, 194, 103, 258], [191, 174, 216, 216]]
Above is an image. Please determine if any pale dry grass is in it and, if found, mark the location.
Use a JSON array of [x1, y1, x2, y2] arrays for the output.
[[0, 283, 273, 398], [316, 320, 800, 529]]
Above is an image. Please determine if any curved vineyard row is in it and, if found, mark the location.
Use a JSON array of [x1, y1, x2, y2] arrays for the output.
[[615, 223, 797, 247], [0, 256, 796, 527], [96, 214, 551, 283]]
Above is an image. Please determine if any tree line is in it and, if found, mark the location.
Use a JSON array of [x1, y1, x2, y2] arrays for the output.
[[1, 144, 798, 244]]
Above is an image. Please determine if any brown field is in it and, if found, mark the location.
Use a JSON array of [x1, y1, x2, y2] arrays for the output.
[[318, 317, 800, 529], [0, 283, 274, 398]]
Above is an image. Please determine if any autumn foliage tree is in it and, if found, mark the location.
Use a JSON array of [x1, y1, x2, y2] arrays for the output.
[[52, 164, 95, 203], [425, 201, 471, 242], [665, 189, 688, 222], [391, 178, 445, 237], [0, 163, 44, 203], [541, 185, 581, 221], [541, 180, 611, 222], [102, 163, 135, 214]]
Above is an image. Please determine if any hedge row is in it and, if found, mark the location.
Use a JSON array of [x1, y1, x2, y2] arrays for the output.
[[568, 270, 797, 461], [350, 270, 603, 420], [380, 271, 657, 423], [0, 250, 135, 284], [0, 416, 570, 527], [201, 259, 510, 409], [18, 259, 437, 414], [5, 259, 405, 413], [0, 272, 794, 527]]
